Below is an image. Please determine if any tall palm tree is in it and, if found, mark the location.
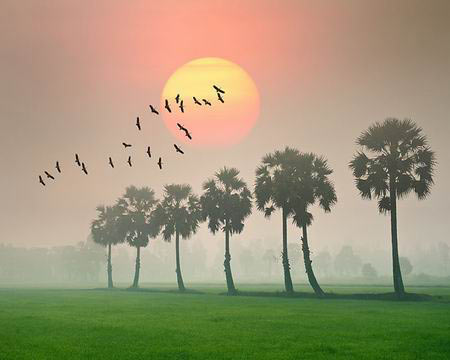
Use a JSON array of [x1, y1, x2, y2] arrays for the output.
[[254, 147, 301, 293], [90, 204, 124, 288], [350, 118, 436, 296], [200, 167, 252, 295], [291, 153, 337, 297], [117, 185, 159, 288], [151, 184, 202, 291]]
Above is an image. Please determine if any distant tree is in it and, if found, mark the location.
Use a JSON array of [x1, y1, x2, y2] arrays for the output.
[[200, 167, 252, 295], [399, 257, 413, 276], [313, 250, 333, 278], [437, 242, 449, 275], [350, 118, 436, 296], [290, 153, 337, 297], [254, 147, 301, 294], [117, 186, 159, 288], [262, 249, 277, 279], [91, 205, 123, 288], [362, 263, 378, 279], [239, 248, 255, 278], [151, 184, 202, 291], [334, 246, 362, 277]]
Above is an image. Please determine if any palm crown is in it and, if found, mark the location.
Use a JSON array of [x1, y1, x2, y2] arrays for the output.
[[291, 153, 337, 227], [350, 118, 436, 213], [116, 186, 159, 248], [91, 205, 124, 247], [200, 167, 252, 234], [151, 184, 202, 240]]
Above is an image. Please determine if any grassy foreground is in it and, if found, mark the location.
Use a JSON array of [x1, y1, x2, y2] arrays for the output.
[[0, 285, 449, 359]]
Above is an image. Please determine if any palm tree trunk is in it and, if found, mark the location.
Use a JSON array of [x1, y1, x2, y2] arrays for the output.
[[282, 207, 294, 294], [175, 231, 186, 291], [301, 225, 324, 297], [107, 243, 113, 289], [224, 219, 237, 295], [389, 178, 405, 296], [132, 246, 140, 288]]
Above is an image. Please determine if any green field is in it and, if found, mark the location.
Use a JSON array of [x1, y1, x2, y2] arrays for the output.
[[1, 285, 449, 359]]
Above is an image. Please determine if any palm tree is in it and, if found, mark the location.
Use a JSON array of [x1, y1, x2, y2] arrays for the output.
[[117, 186, 159, 288], [90, 204, 124, 288], [254, 147, 301, 293], [151, 184, 202, 291], [350, 118, 435, 296], [200, 167, 252, 295], [291, 153, 337, 297]]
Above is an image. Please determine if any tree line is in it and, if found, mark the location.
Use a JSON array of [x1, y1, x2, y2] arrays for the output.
[[91, 118, 436, 297]]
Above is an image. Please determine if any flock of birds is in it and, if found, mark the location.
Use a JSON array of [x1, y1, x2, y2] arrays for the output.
[[38, 85, 226, 187]]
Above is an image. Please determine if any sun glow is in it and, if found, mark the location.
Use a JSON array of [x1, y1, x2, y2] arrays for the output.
[[161, 57, 260, 147]]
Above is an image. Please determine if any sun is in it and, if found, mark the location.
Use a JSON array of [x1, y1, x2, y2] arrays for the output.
[[161, 57, 260, 147]]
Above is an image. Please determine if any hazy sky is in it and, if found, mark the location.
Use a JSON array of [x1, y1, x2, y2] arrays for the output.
[[1, 0, 449, 259]]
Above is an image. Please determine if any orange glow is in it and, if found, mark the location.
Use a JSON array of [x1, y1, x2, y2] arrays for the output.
[[161, 57, 260, 147]]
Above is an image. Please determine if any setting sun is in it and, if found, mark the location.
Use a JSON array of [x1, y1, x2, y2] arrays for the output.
[[161, 57, 260, 147]]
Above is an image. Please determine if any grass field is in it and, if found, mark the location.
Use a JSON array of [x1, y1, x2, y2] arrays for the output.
[[1, 284, 449, 359]]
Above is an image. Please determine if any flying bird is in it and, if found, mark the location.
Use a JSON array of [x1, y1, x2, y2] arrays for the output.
[[146, 146, 151, 158], [193, 97, 202, 105], [157, 157, 162, 169], [39, 175, 46, 186], [122, 142, 132, 148], [177, 123, 192, 140], [213, 85, 225, 94], [81, 162, 88, 175], [136, 117, 141, 131], [202, 99, 211, 106], [175, 94, 180, 104], [174, 144, 184, 154], [75, 154, 81, 166], [165, 99, 171, 113], [109, 157, 114, 168], [217, 92, 224, 103], [149, 105, 159, 115], [127, 156, 132, 167], [55, 161, 61, 173], [179, 100, 184, 113], [44, 171, 55, 180]]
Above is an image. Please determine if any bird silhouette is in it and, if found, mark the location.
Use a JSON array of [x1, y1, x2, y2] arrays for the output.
[[193, 97, 202, 106], [55, 161, 61, 173], [149, 105, 159, 115], [109, 157, 114, 168], [81, 162, 88, 175], [157, 157, 162, 169], [165, 99, 171, 113], [174, 144, 184, 154], [202, 99, 212, 106], [75, 154, 81, 166], [146, 146, 152, 158], [45, 171, 55, 180], [177, 123, 192, 140], [217, 92, 224, 103], [213, 85, 225, 94], [127, 156, 132, 167], [175, 94, 180, 104], [136, 117, 141, 131], [179, 100, 184, 113], [122, 142, 132, 148], [39, 175, 46, 186]]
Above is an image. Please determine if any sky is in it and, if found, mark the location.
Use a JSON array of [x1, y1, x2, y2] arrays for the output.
[[1, 0, 449, 262]]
